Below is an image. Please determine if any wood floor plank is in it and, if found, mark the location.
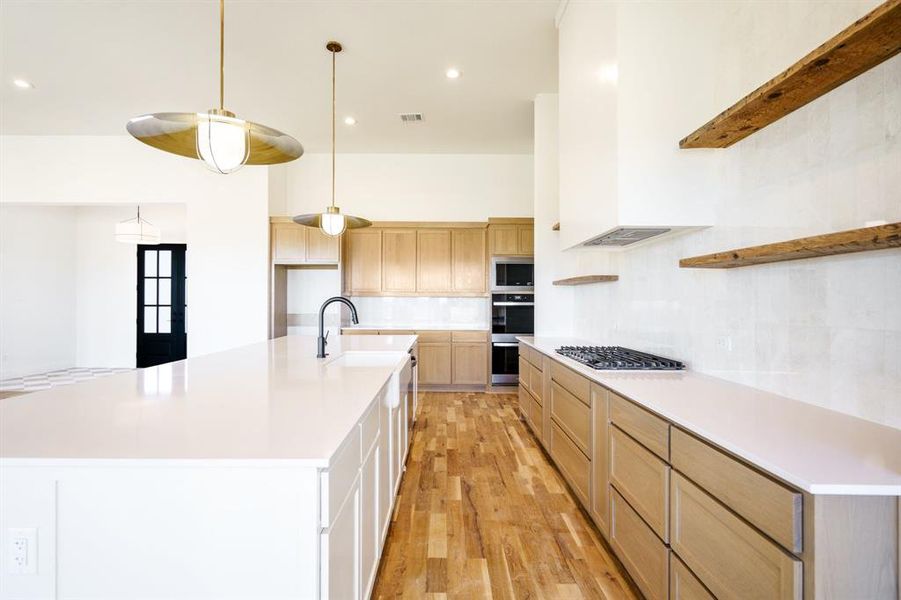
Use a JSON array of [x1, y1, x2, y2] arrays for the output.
[[372, 392, 639, 600]]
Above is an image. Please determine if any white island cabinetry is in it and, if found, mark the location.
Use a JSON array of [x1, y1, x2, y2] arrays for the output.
[[0, 335, 417, 600]]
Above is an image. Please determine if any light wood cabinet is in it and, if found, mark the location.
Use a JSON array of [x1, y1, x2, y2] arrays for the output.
[[271, 220, 339, 264], [670, 472, 802, 600], [452, 342, 487, 385], [610, 393, 670, 460], [306, 227, 340, 263], [610, 425, 671, 542], [271, 222, 307, 262], [452, 229, 487, 293], [344, 229, 383, 293], [550, 381, 591, 454], [488, 219, 534, 256], [418, 342, 452, 385], [416, 230, 453, 292], [671, 556, 715, 600], [611, 488, 670, 600], [549, 421, 591, 508], [382, 230, 418, 293]]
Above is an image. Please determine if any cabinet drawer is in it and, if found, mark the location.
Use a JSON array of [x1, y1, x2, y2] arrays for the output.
[[671, 472, 802, 600], [518, 356, 529, 387], [671, 427, 802, 553], [671, 555, 715, 600], [550, 361, 591, 405], [610, 489, 669, 600], [416, 330, 452, 343], [610, 393, 669, 460], [610, 425, 670, 542], [452, 330, 488, 342], [528, 362, 543, 401], [549, 421, 591, 508], [530, 392, 544, 439], [379, 329, 415, 335], [518, 384, 531, 421], [550, 381, 591, 454]]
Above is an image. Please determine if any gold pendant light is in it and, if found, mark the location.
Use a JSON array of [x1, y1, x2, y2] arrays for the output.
[[126, 0, 303, 173], [293, 42, 371, 237]]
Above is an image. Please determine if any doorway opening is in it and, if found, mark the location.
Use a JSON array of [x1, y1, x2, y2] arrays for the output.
[[136, 244, 187, 367]]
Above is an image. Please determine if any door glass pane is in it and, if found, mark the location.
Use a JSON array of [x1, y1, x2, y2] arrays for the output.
[[158, 307, 171, 334], [144, 251, 157, 276], [144, 278, 157, 305], [158, 278, 171, 305], [144, 307, 158, 333], [159, 250, 172, 277]]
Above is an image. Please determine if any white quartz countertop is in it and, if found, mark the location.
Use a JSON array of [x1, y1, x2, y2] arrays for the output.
[[519, 336, 901, 496], [343, 324, 489, 331], [0, 335, 416, 466]]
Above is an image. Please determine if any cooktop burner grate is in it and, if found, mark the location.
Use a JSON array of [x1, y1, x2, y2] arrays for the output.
[[555, 346, 685, 370]]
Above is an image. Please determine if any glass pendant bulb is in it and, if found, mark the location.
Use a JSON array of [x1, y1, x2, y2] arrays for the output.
[[320, 206, 347, 237], [196, 110, 250, 174]]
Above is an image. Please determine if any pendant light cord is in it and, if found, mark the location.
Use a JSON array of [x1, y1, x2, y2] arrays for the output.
[[331, 47, 336, 209], [219, 0, 225, 110]]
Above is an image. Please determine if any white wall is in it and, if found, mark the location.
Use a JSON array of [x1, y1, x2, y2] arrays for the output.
[[0, 136, 270, 359], [270, 153, 533, 220], [547, 1, 901, 428], [285, 267, 342, 336], [74, 205, 186, 368], [0, 206, 77, 379]]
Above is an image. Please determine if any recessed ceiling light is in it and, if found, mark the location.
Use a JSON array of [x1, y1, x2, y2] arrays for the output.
[[344, 116, 356, 126], [12, 79, 34, 89], [445, 68, 461, 79]]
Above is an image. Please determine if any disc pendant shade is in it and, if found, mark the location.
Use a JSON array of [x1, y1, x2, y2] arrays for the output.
[[115, 207, 161, 245], [293, 41, 371, 237], [126, 0, 302, 173]]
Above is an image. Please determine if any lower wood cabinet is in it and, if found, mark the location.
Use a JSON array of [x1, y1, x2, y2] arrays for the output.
[[452, 342, 487, 384], [670, 472, 802, 600], [610, 425, 670, 542], [610, 488, 670, 600], [549, 421, 591, 508], [418, 342, 453, 385], [590, 383, 611, 538]]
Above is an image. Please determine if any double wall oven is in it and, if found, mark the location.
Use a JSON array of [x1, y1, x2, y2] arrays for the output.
[[490, 257, 534, 384]]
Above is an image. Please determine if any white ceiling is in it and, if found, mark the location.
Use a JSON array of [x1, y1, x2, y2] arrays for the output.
[[0, 0, 559, 153]]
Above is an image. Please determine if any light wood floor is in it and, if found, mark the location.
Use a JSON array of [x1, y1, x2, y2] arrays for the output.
[[372, 392, 640, 599]]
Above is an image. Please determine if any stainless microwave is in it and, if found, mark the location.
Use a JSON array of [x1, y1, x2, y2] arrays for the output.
[[490, 256, 534, 292]]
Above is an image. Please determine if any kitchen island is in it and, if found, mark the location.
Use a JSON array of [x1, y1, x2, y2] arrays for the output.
[[0, 334, 417, 600]]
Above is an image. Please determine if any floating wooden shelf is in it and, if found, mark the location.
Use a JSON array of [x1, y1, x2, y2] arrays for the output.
[[552, 222, 560, 231], [553, 275, 619, 286], [680, 0, 901, 148], [680, 222, 901, 269]]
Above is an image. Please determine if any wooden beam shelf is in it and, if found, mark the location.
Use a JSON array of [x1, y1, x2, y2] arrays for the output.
[[552, 222, 560, 231], [680, 222, 901, 269], [680, 0, 901, 148], [553, 275, 619, 286]]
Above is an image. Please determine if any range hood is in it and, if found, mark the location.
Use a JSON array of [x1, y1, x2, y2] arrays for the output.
[[582, 227, 672, 247]]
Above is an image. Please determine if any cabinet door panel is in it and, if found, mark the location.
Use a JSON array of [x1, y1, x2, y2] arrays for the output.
[[591, 384, 611, 538], [361, 444, 379, 600], [382, 230, 418, 292], [306, 227, 339, 263], [417, 230, 452, 292], [491, 225, 519, 255], [418, 342, 452, 385], [452, 342, 487, 385], [452, 229, 486, 293], [518, 225, 534, 255], [324, 482, 360, 600], [271, 223, 306, 262], [345, 230, 382, 293]]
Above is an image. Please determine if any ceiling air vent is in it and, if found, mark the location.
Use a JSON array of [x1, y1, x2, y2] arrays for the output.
[[583, 227, 671, 247], [399, 113, 423, 123]]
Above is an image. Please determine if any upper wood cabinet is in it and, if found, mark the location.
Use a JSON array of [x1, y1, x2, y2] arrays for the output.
[[417, 230, 453, 292], [270, 219, 339, 265], [452, 229, 487, 293], [344, 229, 383, 293], [382, 230, 417, 293], [488, 219, 534, 256]]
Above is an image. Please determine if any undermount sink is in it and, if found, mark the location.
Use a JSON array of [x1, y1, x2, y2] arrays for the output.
[[324, 351, 406, 368]]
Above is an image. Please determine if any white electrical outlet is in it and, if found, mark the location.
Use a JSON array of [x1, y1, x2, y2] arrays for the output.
[[8, 528, 37, 575]]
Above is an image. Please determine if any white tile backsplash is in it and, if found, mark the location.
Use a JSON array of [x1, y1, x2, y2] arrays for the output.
[[349, 296, 490, 329], [567, 53, 901, 429]]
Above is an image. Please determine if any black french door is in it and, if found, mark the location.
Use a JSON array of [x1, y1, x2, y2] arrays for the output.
[[137, 244, 187, 367]]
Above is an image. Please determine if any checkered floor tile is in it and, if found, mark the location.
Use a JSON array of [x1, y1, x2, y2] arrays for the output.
[[0, 367, 133, 392]]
